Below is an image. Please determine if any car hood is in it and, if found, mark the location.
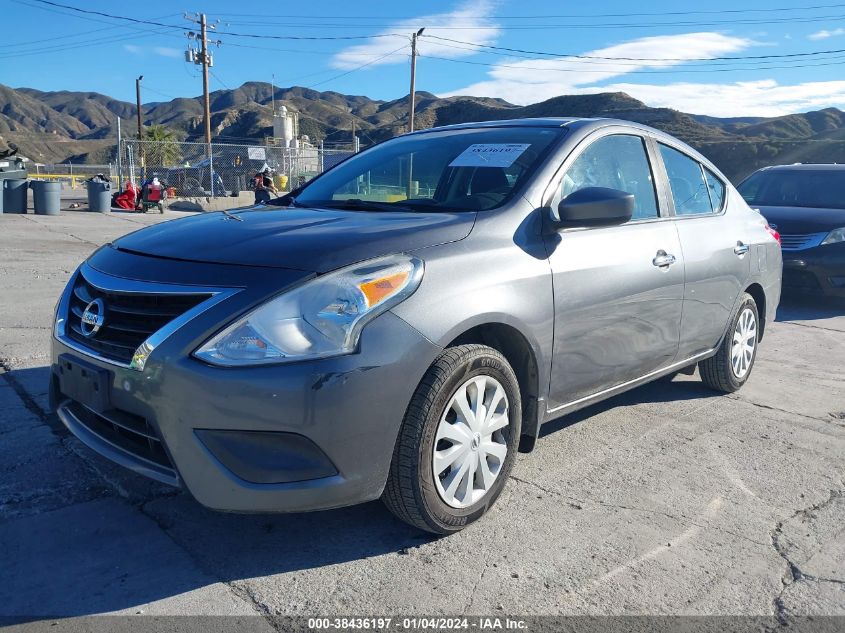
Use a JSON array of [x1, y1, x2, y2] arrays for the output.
[[754, 205, 845, 234], [113, 205, 476, 273]]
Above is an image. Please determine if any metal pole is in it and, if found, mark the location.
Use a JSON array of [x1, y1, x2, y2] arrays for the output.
[[116, 116, 123, 189], [409, 33, 417, 134], [407, 29, 423, 199], [135, 76, 143, 139], [200, 14, 212, 146], [408, 28, 424, 134]]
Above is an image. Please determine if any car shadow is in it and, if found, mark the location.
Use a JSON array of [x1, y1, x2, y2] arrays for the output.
[[776, 293, 845, 322], [0, 363, 727, 619], [0, 366, 436, 620], [540, 375, 718, 438]]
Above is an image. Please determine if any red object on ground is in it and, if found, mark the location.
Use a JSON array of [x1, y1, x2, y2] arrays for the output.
[[113, 182, 138, 210], [144, 184, 162, 202]]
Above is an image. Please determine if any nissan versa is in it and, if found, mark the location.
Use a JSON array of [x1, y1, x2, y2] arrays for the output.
[[50, 118, 782, 534]]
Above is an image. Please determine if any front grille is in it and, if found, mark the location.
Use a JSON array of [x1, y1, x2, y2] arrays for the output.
[[65, 400, 175, 473], [779, 232, 826, 251], [66, 272, 211, 364]]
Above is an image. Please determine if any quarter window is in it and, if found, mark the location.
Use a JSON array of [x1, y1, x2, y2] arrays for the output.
[[658, 144, 713, 215], [559, 135, 658, 220], [703, 168, 725, 211]]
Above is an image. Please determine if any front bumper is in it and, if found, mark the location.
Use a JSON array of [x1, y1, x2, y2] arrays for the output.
[[782, 243, 845, 298], [50, 257, 441, 513]]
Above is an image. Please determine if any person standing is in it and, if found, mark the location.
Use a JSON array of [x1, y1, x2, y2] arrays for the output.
[[253, 167, 277, 204]]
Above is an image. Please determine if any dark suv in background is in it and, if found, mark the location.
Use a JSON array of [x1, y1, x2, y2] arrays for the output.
[[738, 164, 845, 298]]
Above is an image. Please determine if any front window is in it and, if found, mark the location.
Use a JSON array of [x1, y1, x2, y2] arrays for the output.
[[737, 169, 845, 210], [557, 134, 659, 220], [295, 127, 564, 212]]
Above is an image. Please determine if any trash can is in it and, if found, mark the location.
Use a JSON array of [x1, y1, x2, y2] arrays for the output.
[[2, 178, 28, 214], [86, 176, 112, 213], [32, 180, 61, 216]]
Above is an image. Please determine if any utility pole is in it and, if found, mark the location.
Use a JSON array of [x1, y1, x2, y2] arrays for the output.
[[135, 75, 143, 139], [185, 13, 219, 145], [199, 14, 212, 145], [408, 28, 424, 134]]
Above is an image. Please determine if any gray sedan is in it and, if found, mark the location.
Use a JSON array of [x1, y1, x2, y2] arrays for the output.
[[50, 118, 782, 533]]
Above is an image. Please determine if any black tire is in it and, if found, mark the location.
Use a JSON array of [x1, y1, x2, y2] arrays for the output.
[[700, 292, 759, 393], [382, 344, 522, 534]]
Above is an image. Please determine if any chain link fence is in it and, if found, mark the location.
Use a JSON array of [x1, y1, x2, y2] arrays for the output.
[[118, 140, 353, 197]]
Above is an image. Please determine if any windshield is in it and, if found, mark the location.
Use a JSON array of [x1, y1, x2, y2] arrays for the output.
[[738, 169, 845, 210], [295, 127, 564, 212]]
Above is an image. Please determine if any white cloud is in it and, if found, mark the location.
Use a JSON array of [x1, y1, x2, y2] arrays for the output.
[[437, 31, 845, 116], [808, 28, 845, 40], [154, 47, 181, 58], [331, 0, 500, 70], [123, 45, 180, 58], [600, 79, 845, 117], [442, 32, 752, 104]]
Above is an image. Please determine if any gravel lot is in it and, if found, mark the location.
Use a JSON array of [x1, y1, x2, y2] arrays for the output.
[[0, 209, 843, 625]]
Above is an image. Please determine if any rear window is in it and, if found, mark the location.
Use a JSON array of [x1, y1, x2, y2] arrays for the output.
[[295, 127, 564, 212], [658, 144, 713, 216], [737, 169, 845, 209]]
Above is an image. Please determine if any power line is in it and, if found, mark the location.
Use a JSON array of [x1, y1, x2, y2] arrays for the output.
[[211, 13, 845, 30], [422, 34, 845, 63], [0, 7, 180, 49], [24, 0, 406, 40], [419, 53, 845, 75], [214, 3, 845, 19], [307, 45, 410, 89], [209, 69, 231, 91], [0, 25, 181, 59], [422, 38, 845, 69]]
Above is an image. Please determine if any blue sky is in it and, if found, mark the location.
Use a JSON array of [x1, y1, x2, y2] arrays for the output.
[[5, 0, 845, 116]]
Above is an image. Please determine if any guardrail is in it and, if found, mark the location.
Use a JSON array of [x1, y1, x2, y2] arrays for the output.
[[27, 173, 114, 188]]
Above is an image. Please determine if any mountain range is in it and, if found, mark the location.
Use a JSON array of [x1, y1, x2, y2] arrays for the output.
[[3, 81, 845, 182]]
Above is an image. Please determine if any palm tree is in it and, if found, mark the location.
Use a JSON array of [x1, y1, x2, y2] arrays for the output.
[[142, 124, 182, 167]]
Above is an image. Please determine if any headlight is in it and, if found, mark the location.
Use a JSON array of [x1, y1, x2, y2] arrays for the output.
[[194, 254, 423, 366], [821, 227, 845, 245]]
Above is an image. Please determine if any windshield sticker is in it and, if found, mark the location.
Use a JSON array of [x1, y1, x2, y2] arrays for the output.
[[448, 143, 531, 168]]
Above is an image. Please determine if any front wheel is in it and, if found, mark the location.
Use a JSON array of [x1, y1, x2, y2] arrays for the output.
[[382, 345, 522, 534], [699, 292, 760, 393]]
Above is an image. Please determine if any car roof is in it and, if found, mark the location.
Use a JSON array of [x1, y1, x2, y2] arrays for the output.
[[415, 117, 660, 135], [758, 163, 845, 171]]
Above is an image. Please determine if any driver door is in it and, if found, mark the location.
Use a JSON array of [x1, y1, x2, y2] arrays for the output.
[[544, 132, 685, 409]]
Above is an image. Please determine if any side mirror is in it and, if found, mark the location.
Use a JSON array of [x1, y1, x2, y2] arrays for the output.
[[552, 186, 635, 229]]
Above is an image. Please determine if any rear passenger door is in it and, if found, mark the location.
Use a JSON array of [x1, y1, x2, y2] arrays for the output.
[[544, 131, 685, 409], [654, 142, 750, 359]]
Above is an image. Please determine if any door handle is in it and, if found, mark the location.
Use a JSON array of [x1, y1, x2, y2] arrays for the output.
[[734, 242, 750, 256], [652, 251, 677, 268]]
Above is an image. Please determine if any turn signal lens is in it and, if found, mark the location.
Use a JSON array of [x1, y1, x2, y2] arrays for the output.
[[359, 271, 411, 308]]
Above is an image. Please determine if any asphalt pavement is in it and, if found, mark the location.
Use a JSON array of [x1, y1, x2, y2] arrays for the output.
[[0, 209, 843, 626]]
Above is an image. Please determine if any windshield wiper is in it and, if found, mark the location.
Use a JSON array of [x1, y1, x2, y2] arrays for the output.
[[321, 199, 410, 212]]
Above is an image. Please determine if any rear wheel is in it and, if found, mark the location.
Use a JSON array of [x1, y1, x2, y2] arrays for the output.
[[700, 293, 759, 393], [382, 345, 521, 534]]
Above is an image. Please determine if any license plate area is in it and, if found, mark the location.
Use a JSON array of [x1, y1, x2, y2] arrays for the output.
[[57, 353, 111, 412]]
